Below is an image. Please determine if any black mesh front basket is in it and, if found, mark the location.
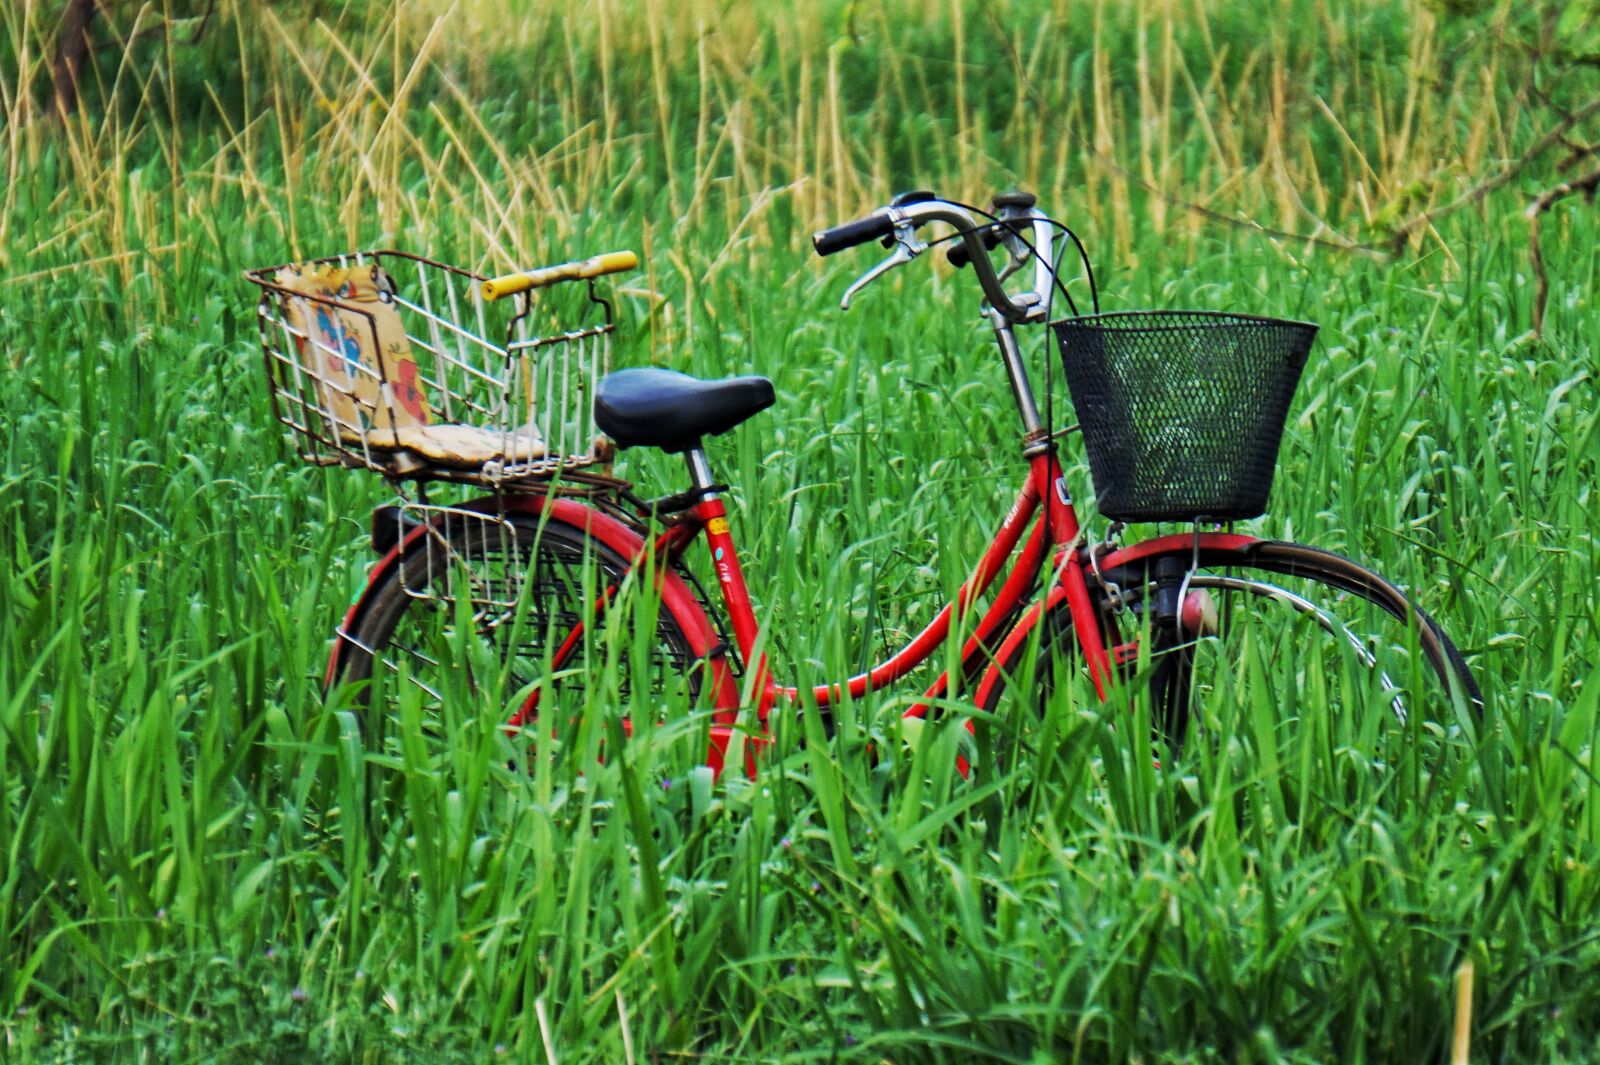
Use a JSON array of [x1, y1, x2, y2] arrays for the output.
[[1052, 310, 1318, 522]]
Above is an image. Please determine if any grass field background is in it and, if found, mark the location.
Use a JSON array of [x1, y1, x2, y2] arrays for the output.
[[1, 0, 1597, 1060]]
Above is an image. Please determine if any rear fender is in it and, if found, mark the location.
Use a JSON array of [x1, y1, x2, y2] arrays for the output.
[[326, 495, 738, 712]]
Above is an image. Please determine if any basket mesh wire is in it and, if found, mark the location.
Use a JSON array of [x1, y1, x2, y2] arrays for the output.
[[1052, 310, 1318, 522], [246, 250, 610, 486]]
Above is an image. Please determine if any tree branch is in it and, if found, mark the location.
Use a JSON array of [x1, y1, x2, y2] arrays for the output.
[[982, 9, 1600, 276], [1387, 95, 1600, 249]]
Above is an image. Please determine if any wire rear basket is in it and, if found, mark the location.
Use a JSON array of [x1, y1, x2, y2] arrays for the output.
[[246, 250, 612, 486], [1052, 310, 1318, 522]]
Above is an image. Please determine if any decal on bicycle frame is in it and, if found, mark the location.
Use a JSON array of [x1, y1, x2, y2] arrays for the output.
[[1054, 476, 1071, 506]]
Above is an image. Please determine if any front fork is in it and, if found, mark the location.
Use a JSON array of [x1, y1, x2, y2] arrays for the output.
[[1092, 547, 1218, 746], [1147, 554, 1200, 744]]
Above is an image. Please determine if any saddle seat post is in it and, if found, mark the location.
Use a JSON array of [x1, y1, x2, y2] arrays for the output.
[[677, 441, 772, 720], [684, 443, 717, 495]]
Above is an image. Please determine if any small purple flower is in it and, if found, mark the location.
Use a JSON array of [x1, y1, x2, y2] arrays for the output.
[[660, 777, 673, 791], [810, 880, 822, 893], [779, 836, 792, 849], [843, 1033, 857, 1047], [264, 946, 277, 961], [290, 987, 308, 1003]]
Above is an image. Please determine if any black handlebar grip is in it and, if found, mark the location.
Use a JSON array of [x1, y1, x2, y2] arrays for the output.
[[947, 225, 1003, 269], [813, 213, 895, 257]]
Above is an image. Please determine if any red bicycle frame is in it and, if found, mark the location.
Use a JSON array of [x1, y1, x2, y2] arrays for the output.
[[328, 194, 1283, 776], [627, 449, 1121, 776], [692, 449, 1112, 709]]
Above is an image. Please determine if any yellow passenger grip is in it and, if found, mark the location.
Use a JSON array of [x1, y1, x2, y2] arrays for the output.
[[481, 251, 639, 301]]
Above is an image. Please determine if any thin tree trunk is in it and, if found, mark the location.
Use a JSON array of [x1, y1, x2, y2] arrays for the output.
[[52, 0, 99, 120], [1525, 163, 1600, 339]]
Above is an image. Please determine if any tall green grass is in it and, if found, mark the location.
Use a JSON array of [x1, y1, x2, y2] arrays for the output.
[[1, 0, 1597, 1060]]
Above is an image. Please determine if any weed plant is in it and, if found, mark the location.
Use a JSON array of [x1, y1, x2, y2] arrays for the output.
[[0, 0, 1596, 1060]]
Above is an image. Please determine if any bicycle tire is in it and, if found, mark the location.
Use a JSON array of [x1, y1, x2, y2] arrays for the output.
[[331, 507, 715, 760], [976, 541, 1483, 796]]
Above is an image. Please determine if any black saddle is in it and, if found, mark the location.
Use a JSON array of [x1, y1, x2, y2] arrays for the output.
[[595, 368, 774, 453]]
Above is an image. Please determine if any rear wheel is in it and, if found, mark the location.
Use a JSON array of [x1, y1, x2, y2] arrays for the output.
[[331, 509, 711, 763], [978, 541, 1483, 804]]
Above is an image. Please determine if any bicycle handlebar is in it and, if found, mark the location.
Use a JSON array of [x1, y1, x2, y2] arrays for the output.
[[812, 214, 896, 256], [481, 250, 639, 301], [814, 197, 1042, 323]]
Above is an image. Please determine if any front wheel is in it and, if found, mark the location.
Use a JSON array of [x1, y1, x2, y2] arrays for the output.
[[976, 540, 1483, 804]]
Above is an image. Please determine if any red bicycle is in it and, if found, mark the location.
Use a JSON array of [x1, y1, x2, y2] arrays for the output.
[[249, 192, 1482, 778]]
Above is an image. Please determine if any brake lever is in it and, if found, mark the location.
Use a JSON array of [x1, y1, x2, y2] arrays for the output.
[[994, 213, 1034, 286], [995, 245, 1030, 286], [840, 221, 926, 310], [980, 221, 1045, 320]]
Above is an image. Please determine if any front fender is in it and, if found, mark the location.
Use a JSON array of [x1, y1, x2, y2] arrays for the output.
[[971, 532, 1265, 708]]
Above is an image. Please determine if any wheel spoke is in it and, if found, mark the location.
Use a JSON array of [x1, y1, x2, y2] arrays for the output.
[[332, 515, 704, 755]]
